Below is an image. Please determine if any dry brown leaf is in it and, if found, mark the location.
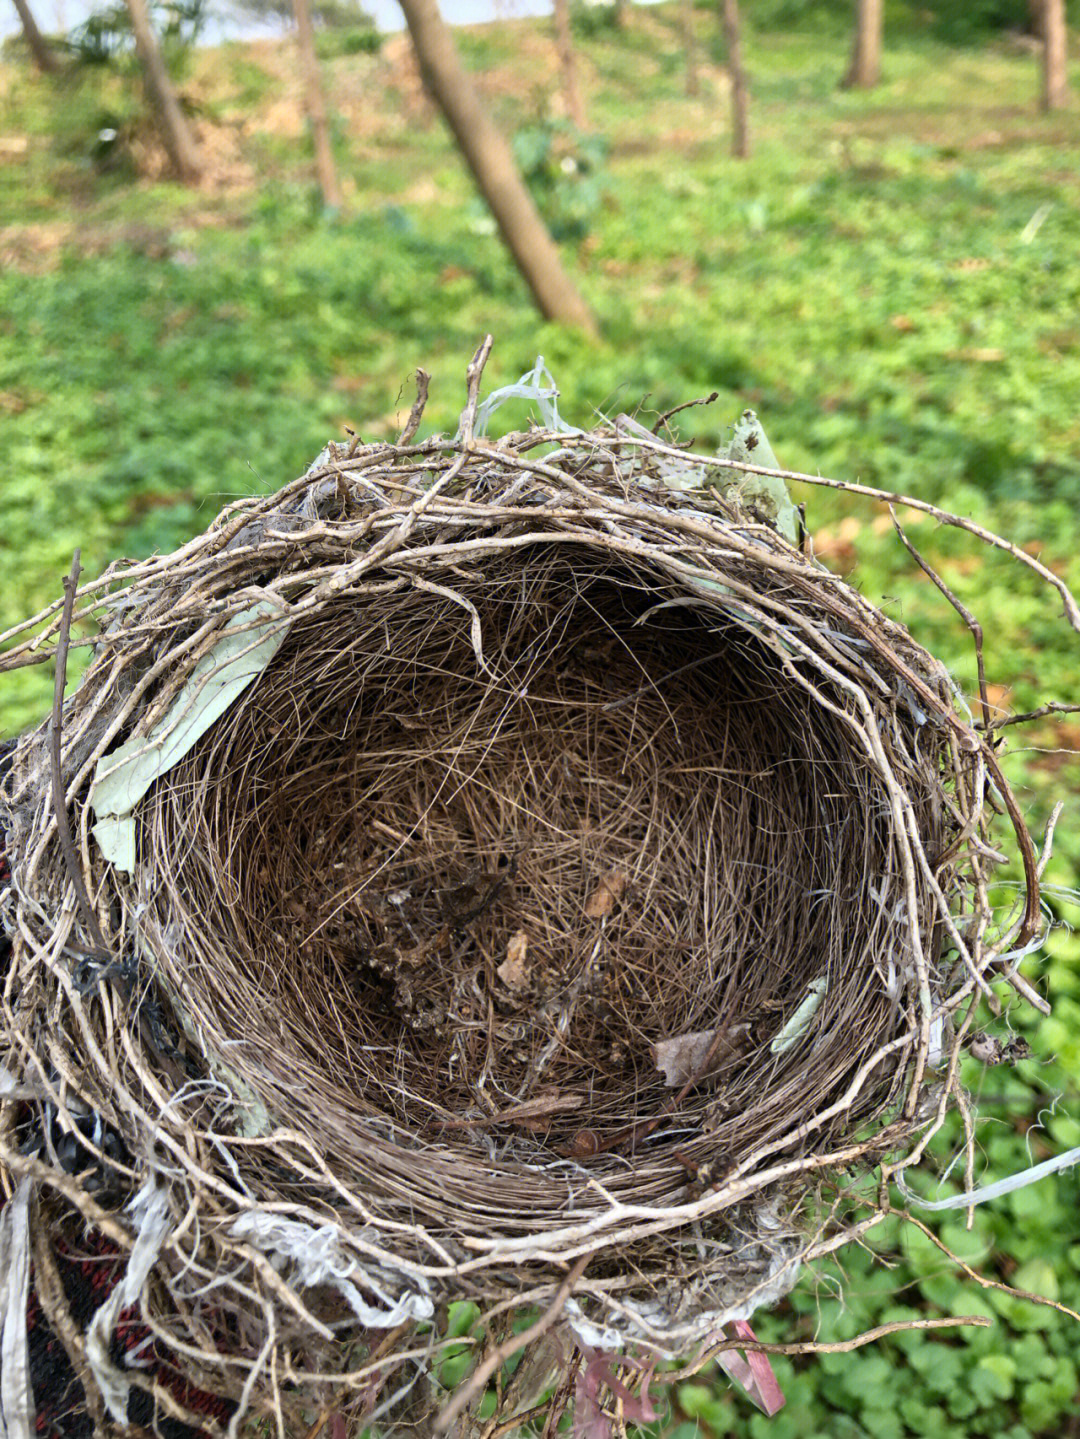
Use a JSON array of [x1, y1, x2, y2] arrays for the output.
[[584, 869, 628, 918], [497, 929, 530, 989], [654, 1024, 752, 1088]]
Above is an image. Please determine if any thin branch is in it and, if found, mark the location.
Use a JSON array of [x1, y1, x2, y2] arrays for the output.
[[434, 1253, 590, 1432], [397, 368, 432, 446], [458, 335, 494, 448], [613, 439, 1080, 631], [540, 1357, 581, 1439], [485, 1399, 552, 1439], [993, 700, 1080, 731], [903, 1210, 1080, 1323], [668, 1314, 992, 1370], [301, 1410, 331, 1439], [995, 953, 1051, 1016], [890, 509, 990, 731], [651, 391, 719, 434], [50, 551, 110, 957], [31, 1217, 110, 1432]]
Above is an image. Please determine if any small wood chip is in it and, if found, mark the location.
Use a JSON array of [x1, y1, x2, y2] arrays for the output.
[[584, 869, 628, 918], [497, 929, 531, 988]]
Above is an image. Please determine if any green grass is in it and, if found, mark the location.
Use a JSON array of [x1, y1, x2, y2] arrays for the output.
[[2, 9, 1080, 1434]]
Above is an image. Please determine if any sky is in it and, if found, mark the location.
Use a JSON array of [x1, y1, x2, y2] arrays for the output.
[[1, 0, 559, 43]]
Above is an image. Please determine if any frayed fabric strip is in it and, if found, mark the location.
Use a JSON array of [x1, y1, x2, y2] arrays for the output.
[[896, 1145, 1080, 1211], [0, 1179, 34, 1439], [230, 1211, 434, 1329], [85, 1184, 173, 1424]]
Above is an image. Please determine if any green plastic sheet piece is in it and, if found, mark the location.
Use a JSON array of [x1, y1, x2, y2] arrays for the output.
[[769, 976, 828, 1055], [716, 410, 801, 546], [90, 601, 290, 872]]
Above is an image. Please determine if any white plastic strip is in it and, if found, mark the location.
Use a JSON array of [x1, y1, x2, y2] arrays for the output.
[[896, 1145, 1080, 1211], [474, 357, 583, 437], [0, 1178, 34, 1439], [85, 1184, 173, 1423], [564, 1298, 624, 1353]]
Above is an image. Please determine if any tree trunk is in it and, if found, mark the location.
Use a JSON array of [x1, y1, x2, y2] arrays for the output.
[[841, 0, 882, 90], [124, 0, 202, 182], [720, 0, 749, 158], [396, 0, 597, 336], [1040, 0, 1070, 110], [12, 0, 61, 73], [613, 0, 627, 27], [683, 0, 699, 97], [292, 0, 342, 207], [551, 0, 586, 129]]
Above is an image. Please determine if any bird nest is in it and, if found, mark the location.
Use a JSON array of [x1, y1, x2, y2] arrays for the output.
[[0, 348, 1069, 1435]]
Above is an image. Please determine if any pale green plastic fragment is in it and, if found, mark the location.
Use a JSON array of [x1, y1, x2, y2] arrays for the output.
[[770, 975, 828, 1054], [146, 929, 275, 1136], [91, 601, 290, 872], [212, 1062, 274, 1137], [92, 815, 136, 873], [716, 410, 801, 547]]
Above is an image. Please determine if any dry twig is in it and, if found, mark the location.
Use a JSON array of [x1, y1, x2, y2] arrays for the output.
[[890, 510, 991, 732], [49, 549, 110, 959], [397, 368, 432, 446]]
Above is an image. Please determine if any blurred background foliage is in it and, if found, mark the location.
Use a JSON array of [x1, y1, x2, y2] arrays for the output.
[[1, 1, 1079, 1434], [66, 0, 213, 66]]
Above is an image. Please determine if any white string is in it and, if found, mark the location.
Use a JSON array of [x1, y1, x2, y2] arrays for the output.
[[85, 1184, 173, 1422]]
